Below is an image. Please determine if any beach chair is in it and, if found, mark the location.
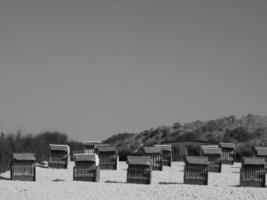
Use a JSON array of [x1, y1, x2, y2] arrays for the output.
[[240, 157, 265, 187], [201, 145, 222, 172], [140, 147, 163, 171], [49, 144, 70, 169], [73, 154, 100, 182], [11, 153, 36, 181], [254, 146, 267, 172], [127, 156, 152, 184], [184, 156, 208, 185], [83, 141, 101, 154], [219, 143, 235, 164], [154, 144, 172, 167], [95, 145, 118, 170]]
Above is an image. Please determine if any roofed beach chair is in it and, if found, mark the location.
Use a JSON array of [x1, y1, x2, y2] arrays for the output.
[[140, 147, 163, 171], [184, 156, 208, 185], [154, 144, 172, 167], [83, 141, 101, 154], [49, 144, 70, 169], [201, 145, 222, 172], [11, 153, 36, 181], [127, 156, 152, 184], [254, 146, 267, 172], [219, 143, 235, 164], [73, 154, 100, 182], [95, 145, 118, 170], [240, 157, 266, 187]]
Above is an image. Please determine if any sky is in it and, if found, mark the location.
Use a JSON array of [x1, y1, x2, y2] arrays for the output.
[[0, 0, 266, 141]]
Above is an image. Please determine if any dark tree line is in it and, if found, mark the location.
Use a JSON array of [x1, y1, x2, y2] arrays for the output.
[[0, 131, 83, 173]]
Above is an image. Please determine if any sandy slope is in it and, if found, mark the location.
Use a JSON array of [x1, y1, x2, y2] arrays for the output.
[[0, 161, 267, 200]]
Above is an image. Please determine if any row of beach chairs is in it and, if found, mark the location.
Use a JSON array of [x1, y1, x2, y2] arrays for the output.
[[8, 143, 172, 183], [7, 142, 267, 187]]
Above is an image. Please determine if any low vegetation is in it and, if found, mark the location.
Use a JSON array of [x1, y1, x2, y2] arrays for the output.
[[1, 114, 267, 172], [0, 131, 82, 173], [104, 114, 267, 160]]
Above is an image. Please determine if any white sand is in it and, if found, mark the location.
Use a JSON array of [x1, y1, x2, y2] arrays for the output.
[[1, 162, 267, 200]]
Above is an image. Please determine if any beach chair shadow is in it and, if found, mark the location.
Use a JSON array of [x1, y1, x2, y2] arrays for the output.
[[52, 179, 65, 182], [105, 180, 126, 184], [0, 175, 10, 180], [158, 182, 180, 185]]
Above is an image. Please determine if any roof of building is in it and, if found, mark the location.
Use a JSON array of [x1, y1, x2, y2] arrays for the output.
[[142, 147, 162, 154], [127, 156, 151, 166], [184, 156, 209, 165], [13, 153, 36, 161], [49, 144, 70, 153], [219, 143, 235, 149], [242, 157, 266, 165], [202, 147, 221, 155], [154, 144, 172, 152]]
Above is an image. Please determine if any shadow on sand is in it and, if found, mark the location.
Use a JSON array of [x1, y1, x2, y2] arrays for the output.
[[0, 175, 10, 180], [52, 179, 65, 182], [158, 182, 181, 185], [105, 180, 126, 184]]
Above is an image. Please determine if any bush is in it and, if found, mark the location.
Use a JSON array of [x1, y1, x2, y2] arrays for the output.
[[0, 131, 81, 172]]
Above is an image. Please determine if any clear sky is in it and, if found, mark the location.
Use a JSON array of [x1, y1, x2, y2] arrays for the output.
[[0, 0, 266, 141]]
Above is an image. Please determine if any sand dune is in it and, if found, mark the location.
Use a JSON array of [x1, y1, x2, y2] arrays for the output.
[[0, 162, 267, 200]]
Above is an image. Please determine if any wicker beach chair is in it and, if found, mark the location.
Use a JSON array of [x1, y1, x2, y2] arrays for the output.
[[184, 156, 208, 185], [154, 144, 172, 167], [219, 143, 235, 164], [127, 156, 152, 184], [49, 144, 70, 169], [240, 157, 265, 187], [73, 153, 100, 182], [11, 153, 36, 181]]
